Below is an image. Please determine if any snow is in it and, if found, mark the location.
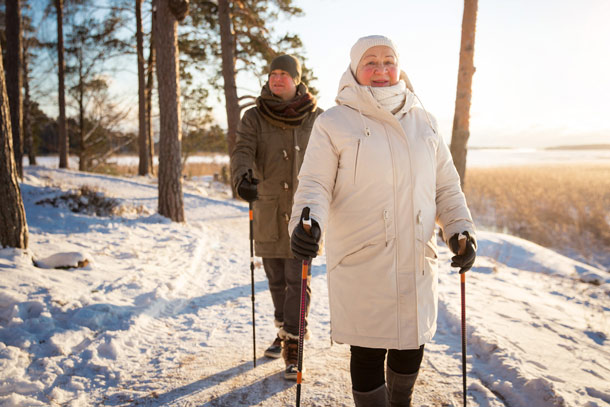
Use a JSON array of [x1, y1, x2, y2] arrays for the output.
[[34, 252, 92, 269], [1, 165, 609, 406]]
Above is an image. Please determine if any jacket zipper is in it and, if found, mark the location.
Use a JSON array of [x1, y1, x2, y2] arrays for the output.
[[293, 129, 299, 199], [354, 139, 361, 185], [383, 210, 390, 247], [381, 124, 401, 344], [417, 210, 424, 275], [327, 268, 334, 346]]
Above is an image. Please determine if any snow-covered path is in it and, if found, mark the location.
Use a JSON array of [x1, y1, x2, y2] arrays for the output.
[[1, 167, 608, 406], [90, 191, 468, 407]]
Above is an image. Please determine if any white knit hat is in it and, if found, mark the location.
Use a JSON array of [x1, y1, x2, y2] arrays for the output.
[[350, 35, 399, 75]]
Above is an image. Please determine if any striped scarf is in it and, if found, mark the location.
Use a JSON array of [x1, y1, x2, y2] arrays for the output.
[[256, 83, 318, 129]]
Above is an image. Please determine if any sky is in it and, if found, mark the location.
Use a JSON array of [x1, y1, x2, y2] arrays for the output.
[[266, 0, 610, 148], [1, 162, 608, 405]]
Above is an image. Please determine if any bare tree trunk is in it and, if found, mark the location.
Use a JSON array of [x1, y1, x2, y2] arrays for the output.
[[78, 49, 86, 171], [450, 0, 478, 188], [0, 43, 28, 249], [218, 0, 239, 159], [155, 0, 184, 222], [146, 8, 156, 175], [23, 39, 36, 166], [55, 0, 68, 169], [136, 0, 150, 176], [6, 0, 23, 178]]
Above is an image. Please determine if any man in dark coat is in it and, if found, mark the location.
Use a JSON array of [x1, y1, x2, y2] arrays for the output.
[[231, 54, 323, 380]]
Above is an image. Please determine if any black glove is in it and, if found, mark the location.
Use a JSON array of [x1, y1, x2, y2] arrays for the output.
[[291, 218, 321, 261], [449, 231, 476, 274], [237, 170, 259, 203]]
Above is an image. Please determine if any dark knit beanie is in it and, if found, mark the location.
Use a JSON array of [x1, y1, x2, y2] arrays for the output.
[[269, 55, 302, 85]]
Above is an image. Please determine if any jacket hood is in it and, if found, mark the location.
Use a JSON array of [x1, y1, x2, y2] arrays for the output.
[[335, 65, 417, 119]]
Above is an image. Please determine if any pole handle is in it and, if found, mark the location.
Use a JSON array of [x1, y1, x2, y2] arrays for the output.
[[301, 207, 312, 235], [458, 233, 467, 255]]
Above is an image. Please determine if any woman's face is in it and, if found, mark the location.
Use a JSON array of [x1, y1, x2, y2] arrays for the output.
[[269, 69, 297, 101], [355, 46, 399, 87]]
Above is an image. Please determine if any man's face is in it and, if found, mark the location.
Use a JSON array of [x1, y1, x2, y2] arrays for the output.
[[269, 69, 297, 101]]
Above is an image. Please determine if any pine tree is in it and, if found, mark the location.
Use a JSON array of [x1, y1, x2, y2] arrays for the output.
[[23, 21, 36, 166], [155, 0, 187, 222], [64, 3, 131, 171], [55, 0, 68, 169], [136, 0, 151, 175], [217, 0, 239, 159], [5, 0, 24, 178], [146, 6, 156, 175], [0, 41, 28, 249], [450, 0, 478, 187]]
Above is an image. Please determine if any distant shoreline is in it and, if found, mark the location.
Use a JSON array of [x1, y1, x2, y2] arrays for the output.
[[469, 144, 610, 151], [544, 144, 610, 151]]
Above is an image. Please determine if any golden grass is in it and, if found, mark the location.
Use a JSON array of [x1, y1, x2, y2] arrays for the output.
[[182, 162, 229, 182], [93, 160, 228, 181], [464, 164, 610, 267]]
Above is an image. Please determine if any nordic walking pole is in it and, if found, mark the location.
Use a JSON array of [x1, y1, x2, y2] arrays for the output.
[[249, 201, 256, 367], [458, 234, 468, 406], [296, 207, 312, 407]]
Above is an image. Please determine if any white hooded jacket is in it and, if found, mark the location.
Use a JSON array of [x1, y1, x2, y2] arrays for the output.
[[289, 67, 476, 349]]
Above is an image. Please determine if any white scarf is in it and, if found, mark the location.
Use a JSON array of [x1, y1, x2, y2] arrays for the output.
[[369, 81, 407, 114]]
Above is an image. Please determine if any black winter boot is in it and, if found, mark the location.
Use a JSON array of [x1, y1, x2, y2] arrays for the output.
[[282, 339, 300, 380], [386, 367, 418, 407], [264, 336, 282, 359], [352, 384, 388, 407]]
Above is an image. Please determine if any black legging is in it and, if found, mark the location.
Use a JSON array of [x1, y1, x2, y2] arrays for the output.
[[350, 345, 425, 392]]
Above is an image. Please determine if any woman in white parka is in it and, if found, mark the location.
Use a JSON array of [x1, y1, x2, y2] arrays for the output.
[[289, 35, 477, 406]]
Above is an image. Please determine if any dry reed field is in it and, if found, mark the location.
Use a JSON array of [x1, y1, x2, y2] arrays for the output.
[[96, 160, 227, 180], [464, 164, 610, 269]]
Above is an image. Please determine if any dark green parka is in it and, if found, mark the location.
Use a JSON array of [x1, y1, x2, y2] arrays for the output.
[[231, 88, 323, 258]]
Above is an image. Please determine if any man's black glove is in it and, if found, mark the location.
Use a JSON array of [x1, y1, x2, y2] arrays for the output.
[[237, 170, 259, 203], [291, 219, 321, 261], [449, 231, 476, 273]]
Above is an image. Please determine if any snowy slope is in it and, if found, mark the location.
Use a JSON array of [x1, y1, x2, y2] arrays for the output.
[[0, 166, 608, 406]]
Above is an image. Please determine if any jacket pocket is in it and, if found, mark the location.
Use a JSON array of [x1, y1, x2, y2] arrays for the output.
[[425, 239, 438, 259], [334, 241, 382, 270], [253, 196, 279, 242], [424, 239, 439, 276]]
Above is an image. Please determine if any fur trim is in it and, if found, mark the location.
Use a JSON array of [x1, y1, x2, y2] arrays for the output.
[[274, 319, 284, 329], [279, 327, 310, 341]]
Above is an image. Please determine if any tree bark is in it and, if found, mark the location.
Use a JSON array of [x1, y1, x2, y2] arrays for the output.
[[218, 0, 239, 159], [78, 48, 85, 171], [450, 0, 478, 188], [0, 42, 28, 249], [23, 38, 36, 166], [136, 0, 150, 176], [55, 0, 68, 169], [155, 0, 184, 222], [6, 0, 23, 178], [146, 8, 156, 175]]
